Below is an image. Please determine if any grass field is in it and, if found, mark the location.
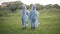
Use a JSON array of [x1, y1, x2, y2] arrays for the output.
[[0, 11, 60, 34]]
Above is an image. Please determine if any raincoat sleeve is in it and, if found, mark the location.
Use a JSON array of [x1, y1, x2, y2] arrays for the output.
[[26, 10, 30, 17]]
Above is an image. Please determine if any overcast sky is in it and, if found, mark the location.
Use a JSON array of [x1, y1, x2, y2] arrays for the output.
[[0, 0, 60, 5]]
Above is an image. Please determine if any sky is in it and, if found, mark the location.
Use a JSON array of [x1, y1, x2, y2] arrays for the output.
[[0, 0, 60, 5]]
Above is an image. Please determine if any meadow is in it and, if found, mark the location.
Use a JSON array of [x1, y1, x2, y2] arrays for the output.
[[0, 10, 60, 34]]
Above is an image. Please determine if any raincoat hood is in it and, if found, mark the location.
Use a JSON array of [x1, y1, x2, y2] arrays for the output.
[[32, 5, 36, 10], [22, 5, 27, 10]]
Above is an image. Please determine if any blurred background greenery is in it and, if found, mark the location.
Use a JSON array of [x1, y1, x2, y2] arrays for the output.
[[0, 1, 60, 34]]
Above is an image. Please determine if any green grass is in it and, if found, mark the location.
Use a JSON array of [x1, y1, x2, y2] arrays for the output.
[[0, 13, 60, 34]]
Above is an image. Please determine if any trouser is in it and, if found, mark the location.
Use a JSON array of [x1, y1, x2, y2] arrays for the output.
[[22, 18, 27, 29], [31, 19, 36, 29]]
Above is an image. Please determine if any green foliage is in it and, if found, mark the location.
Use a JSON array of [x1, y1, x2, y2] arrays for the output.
[[0, 1, 60, 34], [40, 8, 60, 15], [0, 1, 23, 13], [52, 4, 60, 9], [0, 11, 60, 34], [35, 4, 44, 10], [0, 1, 60, 17]]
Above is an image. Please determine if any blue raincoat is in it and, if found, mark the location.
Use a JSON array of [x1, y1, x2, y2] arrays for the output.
[[29, 5, 40, 27], [21, 5, 29, 28]]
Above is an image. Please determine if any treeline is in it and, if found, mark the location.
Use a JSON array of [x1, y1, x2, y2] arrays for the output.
[[0, 1, 60, 10], [0, 1, 60, 16], [0, 1, 23, 12]]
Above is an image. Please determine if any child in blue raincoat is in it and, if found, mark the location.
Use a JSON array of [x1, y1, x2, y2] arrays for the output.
[[21, 5, 29, 30], [29, 5, 40, 30]]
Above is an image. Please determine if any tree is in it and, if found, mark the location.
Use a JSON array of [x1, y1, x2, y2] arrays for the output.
[[35, 3, 44, 10], [4, 1, 23, 13], [52, 4, 60, 9]]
